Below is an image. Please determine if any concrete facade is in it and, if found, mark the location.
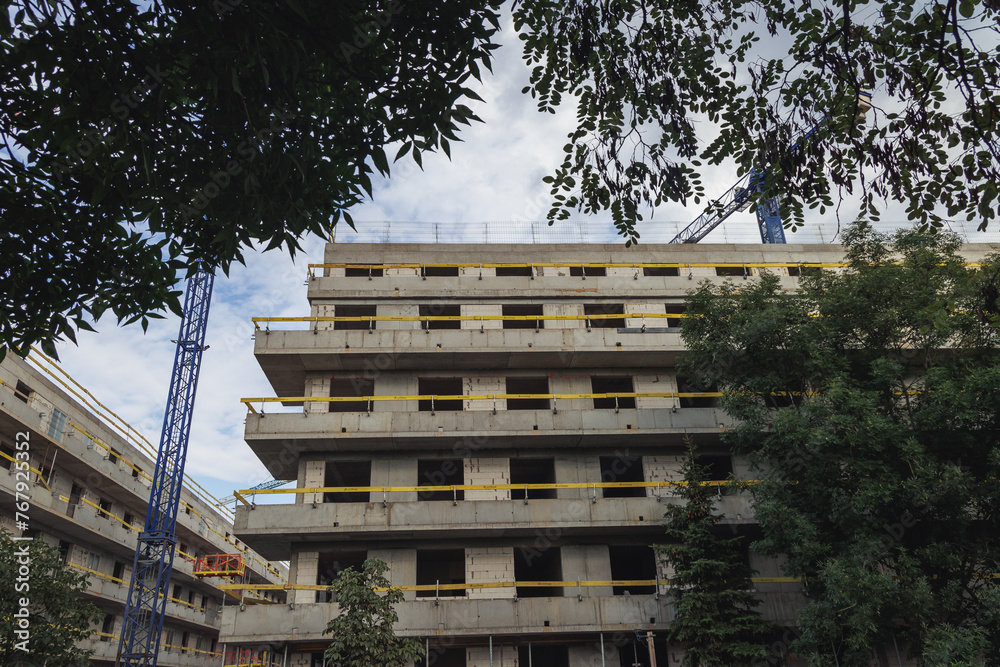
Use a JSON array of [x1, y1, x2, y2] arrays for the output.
[[0, 354, 286, 667], [224, 242, 996, 667]]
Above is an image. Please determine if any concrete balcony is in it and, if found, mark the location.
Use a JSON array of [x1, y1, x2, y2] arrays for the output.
[[254, 326, 684, 397], [234, 496, 754, 561], [78, 571, 219, 631], [245, 407, 732, 477], [220, 587, 805, 644], [80, 634, 220, 667]]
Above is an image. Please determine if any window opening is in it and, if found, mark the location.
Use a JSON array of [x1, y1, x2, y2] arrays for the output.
[[643, 265, 680, 276], [584, 303, 625, 328], [510, 458, 556, 500], [417, 459, 464, 501], [333, 305, 377, 330], [608, 545, 656, 594], [591, 377, 636, 409], [418, 378, 463, 411], [419, 304, 461, 330], [505, 377, 550, 410], [323, 461, 372, 503], [600, 454, 645, 498], [416, 549, 465, 598], [502, 304, 544, 330], [329, 378, 374, 412], [515, 545, 562, 597], [316, 550, 368, 602]]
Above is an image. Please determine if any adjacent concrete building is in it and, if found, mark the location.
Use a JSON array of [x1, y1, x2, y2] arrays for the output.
[[223, 242, 998, 667], [0, 353, 287, 667]]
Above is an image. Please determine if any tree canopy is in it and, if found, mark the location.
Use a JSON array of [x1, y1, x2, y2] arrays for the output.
[[680, 223, 1000, 665], [322, 557, 423, 667], [0, 530, 102, 665], [2, 0, 998, 357]]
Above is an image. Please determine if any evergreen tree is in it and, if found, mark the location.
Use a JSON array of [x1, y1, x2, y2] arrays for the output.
[[659, 438, 773, 666], [323, 557, 424, 667]]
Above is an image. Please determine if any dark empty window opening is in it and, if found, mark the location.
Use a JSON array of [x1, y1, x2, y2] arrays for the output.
[[515, 545, 562, 597], [787, 265, 801, 277], [0, 441, 14, 470], [418, 378, 463, 412], [123, 512, 135, 527], [570, 265, 606, 277], [108, 448, 121, 465], [333, 305, 377, 330], [506, 377, 550, 410], [584, 303, 625, 328], [416, 549, 465, 597], [591, 376, 636, 409], [496, 265, 533, 277], [510, 458, 556, 500], [98, 497, 113, 519], [329, 378, 374, 412], [715, 265, 746, 277], [419, 304, 461, 330], [188, 590, 196, 604], [609, 545, 656, 595], [417, 459, 464, 501], [173, 584, 182, 599], [676, 376, 719, 408], [132, 466, 141, 479], [58, 541, 70, 563], [664, 303, 686, 328], [423, 265, 459, 277], [345, 266, 382, 277], [100, 613, 115, 640], [643, 265, 680, 277], [416, 647, 467, 667], [113, 561, 125, 581], [519, 645, 570, 667], [600, 454, 645, 498], [317, 550, 368, 602], [323, 461, 372, 503], [617, 637, 669, 667], [14, 380, 32, 403], [502, 304, 544, 330], [695, 454, 734, 484]]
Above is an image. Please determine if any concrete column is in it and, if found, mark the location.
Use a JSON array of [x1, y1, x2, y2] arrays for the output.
[[386, 267, 420, 277], [464, 376, 505, 411], [543, 303, 583, 329], [377, 374, 418, 412], [643, 453, 685, 498], [370, 458, 418, 502], [311, 303, 336, 331], [465, 458, 510, 500], [459, 266, 496, 278], [549, 374, 592, 411], [467, 646, 517, 667], [293, 551, 319, 605], [634, 374, 677, 410], [606, 265, 635, 277], [300, 460, 325, 505], [369, 548, 417, 601], [304, 374, 330, 414], [553, 455, 593, 500], [538, 265, 571, 277], [380, 304, 421, 330], [465, 546, 516, 599], [461, 304, 502, 330], [625, 303, 666, 330], [561, 545, 613, 597], [688, 265, 716, 277]]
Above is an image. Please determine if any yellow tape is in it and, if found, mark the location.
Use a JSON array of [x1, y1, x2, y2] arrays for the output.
[[238, 480, 741, 496]]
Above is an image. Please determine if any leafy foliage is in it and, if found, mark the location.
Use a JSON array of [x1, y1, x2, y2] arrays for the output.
[[0, 0, 501, 359], [323, 557, 423, 667], [659, 438, 773, 666], [513, 0, 1000, 243], [0, 530, 102, 665], [680, 223, 1000, 665]]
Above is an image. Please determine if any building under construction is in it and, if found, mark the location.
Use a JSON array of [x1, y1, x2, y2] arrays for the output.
[[218, 240, 1000, 667], [0, 353, 287, 667]]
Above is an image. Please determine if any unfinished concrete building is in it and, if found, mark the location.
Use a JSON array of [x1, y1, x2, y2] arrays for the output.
[[222, 241, 996, 667], [0, 353, 287, 667]]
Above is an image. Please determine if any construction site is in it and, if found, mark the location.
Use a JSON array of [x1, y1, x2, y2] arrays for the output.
[[2, 230, 998, 667]]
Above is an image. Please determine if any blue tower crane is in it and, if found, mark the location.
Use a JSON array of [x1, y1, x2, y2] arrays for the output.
[[117, 269, 214, 666], [669, 92, 872, 245]]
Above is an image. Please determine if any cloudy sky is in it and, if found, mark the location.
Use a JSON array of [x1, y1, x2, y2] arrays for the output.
[[33, 11, 996, 513]]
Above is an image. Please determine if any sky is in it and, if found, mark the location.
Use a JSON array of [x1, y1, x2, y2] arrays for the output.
[[32, 10, 998, 513]]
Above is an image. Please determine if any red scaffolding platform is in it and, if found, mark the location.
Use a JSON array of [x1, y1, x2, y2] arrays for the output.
[[193, 553, 245, 577]]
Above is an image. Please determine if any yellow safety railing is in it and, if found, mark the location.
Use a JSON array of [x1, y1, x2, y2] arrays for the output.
[[305, 260, 986, 279], [89, 630, 222, 657], [240, 391, 722, 414], [252, 311, 685, 330], [232, 479, 742, 507], [218, 577, 804, 593], [0, 448, 52, 492]]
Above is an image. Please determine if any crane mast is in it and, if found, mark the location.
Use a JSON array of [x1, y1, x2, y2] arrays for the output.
[[117, 270, 214, 666], [669, 92, 871, 244]]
